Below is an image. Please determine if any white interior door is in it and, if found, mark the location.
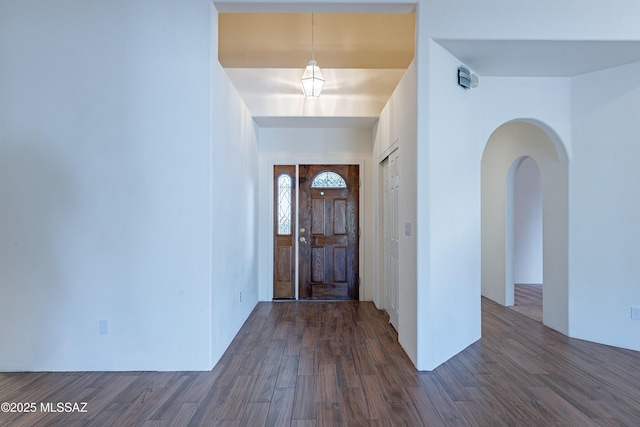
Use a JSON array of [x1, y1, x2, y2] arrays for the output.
[[383, 149, 400, 329]]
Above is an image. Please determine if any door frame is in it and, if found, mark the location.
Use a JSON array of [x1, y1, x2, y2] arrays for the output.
[[264, 158, 367, 301]]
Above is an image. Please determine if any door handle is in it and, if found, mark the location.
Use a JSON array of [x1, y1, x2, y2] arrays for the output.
[[299, 237, 307, 244]]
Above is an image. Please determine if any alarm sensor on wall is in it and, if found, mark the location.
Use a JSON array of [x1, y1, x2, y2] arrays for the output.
[[458, 66, 479, 89]]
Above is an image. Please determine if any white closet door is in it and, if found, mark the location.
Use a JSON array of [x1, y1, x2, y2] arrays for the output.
[[383, 149, 400, 330]]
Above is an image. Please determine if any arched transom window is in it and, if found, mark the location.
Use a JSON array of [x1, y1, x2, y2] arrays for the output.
[[311, 171, 347, 188]]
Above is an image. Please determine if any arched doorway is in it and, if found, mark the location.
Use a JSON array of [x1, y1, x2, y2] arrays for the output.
[[481, 121, 569, 334], [510, 156, 543, 321]]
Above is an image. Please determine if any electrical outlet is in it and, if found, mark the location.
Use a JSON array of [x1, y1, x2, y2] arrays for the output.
[[631, 307, 640, 320], [239, 292, 242, 302], [99, 320, 109, 334]]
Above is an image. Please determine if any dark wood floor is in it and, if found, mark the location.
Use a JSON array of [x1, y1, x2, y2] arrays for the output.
[[2, 298, 640, 426], [510, 283, 543, 323]]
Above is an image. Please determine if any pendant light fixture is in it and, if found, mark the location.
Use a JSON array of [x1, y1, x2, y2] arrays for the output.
[[301, 13, 324, 99]]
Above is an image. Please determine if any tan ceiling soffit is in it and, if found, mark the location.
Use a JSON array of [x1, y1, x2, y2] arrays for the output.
[[218, 13, 415, 69]]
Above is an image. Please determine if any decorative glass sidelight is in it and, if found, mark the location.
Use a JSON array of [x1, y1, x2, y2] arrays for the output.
[[277, 174, 292, 235], [311, 171, 347, 188]]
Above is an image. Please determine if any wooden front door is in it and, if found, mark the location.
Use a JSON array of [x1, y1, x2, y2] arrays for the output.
[[298, 165, 359, 300]]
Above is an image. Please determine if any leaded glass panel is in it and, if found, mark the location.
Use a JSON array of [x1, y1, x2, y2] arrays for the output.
[[311, 171, 347, 188], [277, 174, 292, 235]]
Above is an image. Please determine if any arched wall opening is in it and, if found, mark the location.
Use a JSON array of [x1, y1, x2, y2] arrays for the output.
[[504, 156, 543, 308], [513, 157, 542, 288], [513, 157, 543, 319], [481, 120, 569, 334]]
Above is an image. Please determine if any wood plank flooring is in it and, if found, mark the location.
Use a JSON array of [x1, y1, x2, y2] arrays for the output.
[[509, 283, 543, 323], [2, 298, 640, 426]]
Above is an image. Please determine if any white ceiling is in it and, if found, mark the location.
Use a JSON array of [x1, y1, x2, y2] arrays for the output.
[[436, 40, 640, 77], [218, 13, 640, 128], [223, 67, 407, 127]]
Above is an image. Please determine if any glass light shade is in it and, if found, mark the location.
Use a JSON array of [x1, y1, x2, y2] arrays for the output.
[[301, 60, 325, 99]]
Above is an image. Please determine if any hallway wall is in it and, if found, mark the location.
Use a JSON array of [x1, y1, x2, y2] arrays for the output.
[[210, 6, 261, 366], [416, 41, 482, 370], [0, 0, 215, 370], [570, 62, 640, 351]]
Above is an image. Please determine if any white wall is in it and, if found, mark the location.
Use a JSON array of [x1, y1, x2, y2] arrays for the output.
[[373, 61, 418, 365], [0, 0, 215, 370], [257, 127, 373, 301], [210, 6, 261, 366], [478, 77, 573, 151], [514, 158, 543, 285], [415, 41, 482, 370], [569, 61, 640, 351], [0, 0, 261, 372]]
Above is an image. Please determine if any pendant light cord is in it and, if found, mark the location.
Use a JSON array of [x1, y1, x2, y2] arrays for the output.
[[311, 13, 315, 61]]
